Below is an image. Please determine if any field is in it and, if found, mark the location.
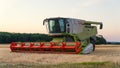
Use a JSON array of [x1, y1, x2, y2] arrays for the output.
[[0, 44, 120, 68]]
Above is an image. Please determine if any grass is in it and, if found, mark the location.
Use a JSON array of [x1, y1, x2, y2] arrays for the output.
[[0, 62, 120, 68]]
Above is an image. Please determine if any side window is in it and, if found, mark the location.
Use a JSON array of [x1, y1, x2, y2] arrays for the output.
[[49, 20, 55, 32]]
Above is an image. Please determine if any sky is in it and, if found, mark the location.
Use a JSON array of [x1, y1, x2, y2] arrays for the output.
[[0, 0, 120, 42]]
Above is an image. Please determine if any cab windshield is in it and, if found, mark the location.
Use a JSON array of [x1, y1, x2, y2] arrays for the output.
[[48, 19, 66, 33]]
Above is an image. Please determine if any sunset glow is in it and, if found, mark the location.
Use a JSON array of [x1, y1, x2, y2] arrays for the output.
[[0, 0, 120, 41]]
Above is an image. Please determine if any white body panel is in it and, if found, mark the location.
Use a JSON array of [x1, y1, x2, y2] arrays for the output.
[[67, 19, 85, 34]]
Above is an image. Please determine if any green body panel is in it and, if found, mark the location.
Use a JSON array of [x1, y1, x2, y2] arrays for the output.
[[77, 26, 97, 40], [52, 38, 64, 42]]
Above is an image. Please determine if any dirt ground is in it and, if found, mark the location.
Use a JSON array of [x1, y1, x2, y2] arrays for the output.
[[0, 44, 120, 64]]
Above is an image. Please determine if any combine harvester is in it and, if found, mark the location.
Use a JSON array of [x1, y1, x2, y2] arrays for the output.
[[10, 17, 103, 54]]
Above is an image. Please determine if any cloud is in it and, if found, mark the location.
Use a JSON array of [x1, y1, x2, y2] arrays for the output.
[[80, 0, 104, 7]]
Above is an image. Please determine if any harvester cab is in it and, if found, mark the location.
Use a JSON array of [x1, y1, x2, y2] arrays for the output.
[[10, 17, 103, 54]]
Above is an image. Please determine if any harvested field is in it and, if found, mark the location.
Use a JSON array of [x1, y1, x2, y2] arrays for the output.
[[0, 44, 120, 65]]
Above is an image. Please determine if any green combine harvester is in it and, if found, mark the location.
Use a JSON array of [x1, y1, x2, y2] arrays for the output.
[[10, 17, 103, 54]]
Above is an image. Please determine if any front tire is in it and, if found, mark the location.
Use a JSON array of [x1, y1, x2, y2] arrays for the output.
[[90, 40, 95, 51]]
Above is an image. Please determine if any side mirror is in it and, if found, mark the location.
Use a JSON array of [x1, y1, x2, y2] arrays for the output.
[[43, 20, 46, 25], [100, 23, 103, 29], [43, 19, 48, 25]]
